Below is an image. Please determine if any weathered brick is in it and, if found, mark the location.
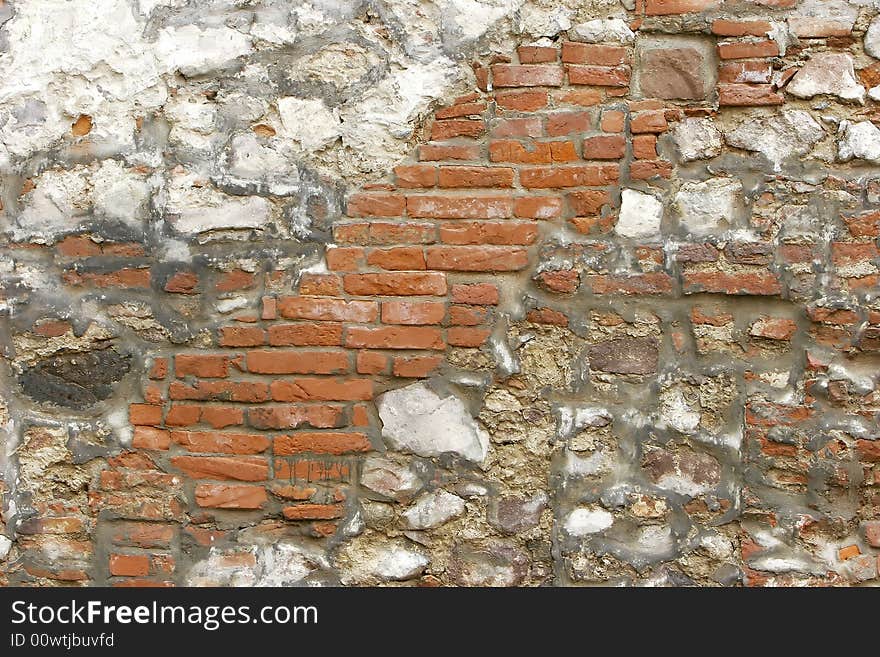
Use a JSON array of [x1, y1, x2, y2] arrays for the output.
[[492, 64, 564, 87], [270, 378, 374, 402], [381, 301, 447, 325], [343, 272, 447, 296], [275, 433, 371, 455], [425, 246, 529, 271], [195, 484, 267, 509], [346, 326, 445, 350]]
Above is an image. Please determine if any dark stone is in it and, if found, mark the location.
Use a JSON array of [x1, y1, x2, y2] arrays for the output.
[[588, 337, 658, 375], [448, 541, 529, 587], [488, 493, 548, 534], [19, 348, 131, 409], [724, 241, 773, 265]]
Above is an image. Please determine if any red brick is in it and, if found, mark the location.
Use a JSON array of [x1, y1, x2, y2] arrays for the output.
[[491, 117, 543, 138], [599, 111, 624, 133], [200, 406, 244, 429], [268, 323, 343, 346], [195, 484, 267, 509], [546, 111, 592, 137], [630, 111, 668, 134], [645, 0, 720, 15], [494, 90, 548, 111], [583, 134, 626, 160], [215, 269, 254, 292], [717, 40, 779, 60], [343, 272, 447, 296], [629, 160, 674, 180], [489, 140, 552, 164], [326, 247, 364, 271], [633, 134, 658, 159], [832, 242, 880, 265], [132, 427, 171, 450], [110, 523, 174, 549], [452, 283, 500, 305], [492, 64, 564, 87], [298, 273, 342, 296], [683, 271, 782, 295], [366, 246, 426, 270], [269, 378, 374, 402], [273, 460, 351, 481], [164, 271, 199, 294], [277, 297, 378, 322], [63, 268, 150, 289], [843, 211, 880, 238], [171, 456, 268, 481], [719, 61, 773, 84], [718, 83, 785, 106], [335, 221, 437, 245], [567, 65, 630, 87], [346, 192, 405, 217], [171, 431, 270, 455], [406, 194, 513, 219], [431, 119, 484, 140], [169, 380, 270, 403], [393, 355, 444, 378], [165, 404, 201, 426], [248, 405, 343, 430], [538, 270, 580, 293], [568, 189, 610, 216], [109, 554, 150, 577], [175, 354, 229, 379], [750, 317, 797, 341], [149, 358, 168, 380], [246, 350, 349, 375], [561, 42, 626, 66], [275, 433, 371, 455], [282, 504, 344, 520], [857, 439, 880, 462], [426, 245, 529, 271], [439, 221, 537, 245], [520, 164, 619, 188], [346, 326, 445, 350], [438, 166, 515, 188], [527, 308, 569, 326], [789, 18, 853, 38], [711, 19, 771, 36], [514, 195, 563, 219], [129, 404, 162, 426], [588, 273, 674, 295], [448, 327, 491, 347], [449, 305, 488, 325], [865, 521, 880, 547], [381, 301, 446, 325], [394, 164, 437, 188], [434, 102, 487, 119], [517, 45, 557, 64], [219, 326, 266, 347], [356, 350, 388, 374], [419, 143, 481, 161]]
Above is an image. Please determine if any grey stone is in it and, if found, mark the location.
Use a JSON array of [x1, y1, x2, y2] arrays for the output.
[[377, 383, 490, 464], [675, 178, 742, 235], [672, 118, 723, 162], [786, 53, 865, 103], [19, 349, 131, 409], [448, 541, 529, 586], [402, 489, 466, 529], [360, 456, 424, 502], [723, 110, 825, 172], [838, 120, 880, 163], [488, 492, 548, 534], [588, 338, 658, 375]]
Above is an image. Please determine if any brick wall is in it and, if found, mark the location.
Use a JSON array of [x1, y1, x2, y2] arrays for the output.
[[3, 0, 880, 586]]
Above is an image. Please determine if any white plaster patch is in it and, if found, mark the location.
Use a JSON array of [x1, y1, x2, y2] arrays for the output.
[[616, 189, 663, 239]]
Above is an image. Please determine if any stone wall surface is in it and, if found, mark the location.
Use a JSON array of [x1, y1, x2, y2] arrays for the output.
[[1, 0, 879, 587]]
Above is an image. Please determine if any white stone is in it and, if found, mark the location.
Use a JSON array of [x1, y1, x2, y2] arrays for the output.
[[91, 160, 150, 224], [675, 178, 742, 235], [564, 507, 614, 536], [224, 133, 300, 196], [371, 544, 429, 581], [672, 118, 723, 162], [157, 25, 253, 77], [402, 490, 466, 529], [0, 536, 11, 560], [360, 456, 424, 502], [164, 172, 271, 235], [571, 18, 635, 43], [867, 17, 880, 60], [377, 383, 490, 464], [659, 386, 701, 434], [838, 120, 880, 163], [15, 168, 90, 240], [277, 97, 341, 152], [786, 53, 865, 103], [723, 110, 824, 172], [616, 189, 663, 239]]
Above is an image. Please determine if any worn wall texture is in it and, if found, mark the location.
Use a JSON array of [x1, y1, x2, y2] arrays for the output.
[[1, 0, 880, 587]]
